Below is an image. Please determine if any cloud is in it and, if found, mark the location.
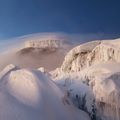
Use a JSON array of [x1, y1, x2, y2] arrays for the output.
[[0, 32, 120, 72], [0, 32, 120, 53]]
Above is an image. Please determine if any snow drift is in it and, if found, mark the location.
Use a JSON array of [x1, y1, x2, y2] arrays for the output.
[[60, 40, 101, 72], [0, 64, 90, 120], [84, 63, 120, 120]]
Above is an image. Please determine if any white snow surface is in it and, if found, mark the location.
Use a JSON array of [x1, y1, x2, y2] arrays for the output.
[[52, 71, 94, 113], [2, 38, 120, 120], [52, 37, 120, 120], [0, 64, 90, 120]]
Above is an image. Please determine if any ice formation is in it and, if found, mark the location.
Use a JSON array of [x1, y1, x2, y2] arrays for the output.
[[1, 37, 120, 120], [60, 38, 120, 73], [52, 38, 120, 120]]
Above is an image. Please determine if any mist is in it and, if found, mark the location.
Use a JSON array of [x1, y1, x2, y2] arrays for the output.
[[0, 32, 119, 72]]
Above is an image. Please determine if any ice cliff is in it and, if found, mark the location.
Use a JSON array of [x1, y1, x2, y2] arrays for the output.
[[60, 38, 120, 73], [52, 38, 120, 120]]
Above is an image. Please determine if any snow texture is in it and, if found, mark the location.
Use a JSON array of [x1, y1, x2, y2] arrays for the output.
[[0, 65, 90, 120]]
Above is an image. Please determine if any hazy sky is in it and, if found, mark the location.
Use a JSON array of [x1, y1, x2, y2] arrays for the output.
[[0, 0, 120, 39]]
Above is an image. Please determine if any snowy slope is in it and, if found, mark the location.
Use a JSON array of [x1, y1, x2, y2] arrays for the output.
[[52, 62, 120, 120], [51, 38, 120, 120], [0, 64, 90, 120], [83, 63, 120, 120]]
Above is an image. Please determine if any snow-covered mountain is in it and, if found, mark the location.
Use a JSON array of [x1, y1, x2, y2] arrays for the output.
[[51, 38, 120, 120], [55, 38, 120, 73], [1, 36, 120, 120]]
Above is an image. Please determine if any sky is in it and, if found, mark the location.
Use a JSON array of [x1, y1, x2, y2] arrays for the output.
[[0, 0, 120, 40]]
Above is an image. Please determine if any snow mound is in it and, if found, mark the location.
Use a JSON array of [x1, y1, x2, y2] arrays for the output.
[[93, 72, 120, 105], [87, 39, 120, 66], [0, 65, 90, 120]]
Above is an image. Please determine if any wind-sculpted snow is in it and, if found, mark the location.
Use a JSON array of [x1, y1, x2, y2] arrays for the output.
[[53, 62, 120, 120], [0, 64, 17, 80], [52, 71, 94, 114], [0, 65, 90, 120], [2, 37, 120, 120], [80, 63, 120, 120], [60, 38, 120, 73], [52, 38, 120, 120], [87, 40, 120, 66], [60, 41, 101, 72]]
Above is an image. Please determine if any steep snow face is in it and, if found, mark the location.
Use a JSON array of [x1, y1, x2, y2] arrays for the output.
[[52, 62, 120, 120], [52, 72, 94, 114], [60, 41, 101, 73], [85, 63, 120, 105], [60, 39, 120, 73], [0, 65, 90, 120], [81, 63, 120, 120], [51, 38, 120, 120], [87, 40, 120, 66]]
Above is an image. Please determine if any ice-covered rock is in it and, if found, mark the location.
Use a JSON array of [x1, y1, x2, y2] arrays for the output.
[[80, 63, 120, 120], [60, 38, 120, 73], [87, 39, 120, 66], [52, 37, 120, 120], [60, 41, 101, 72]]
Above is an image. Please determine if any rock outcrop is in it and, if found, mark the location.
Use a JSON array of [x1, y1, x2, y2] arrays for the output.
[[52, 38, 120, 120], [25, 39, 66, 49]]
